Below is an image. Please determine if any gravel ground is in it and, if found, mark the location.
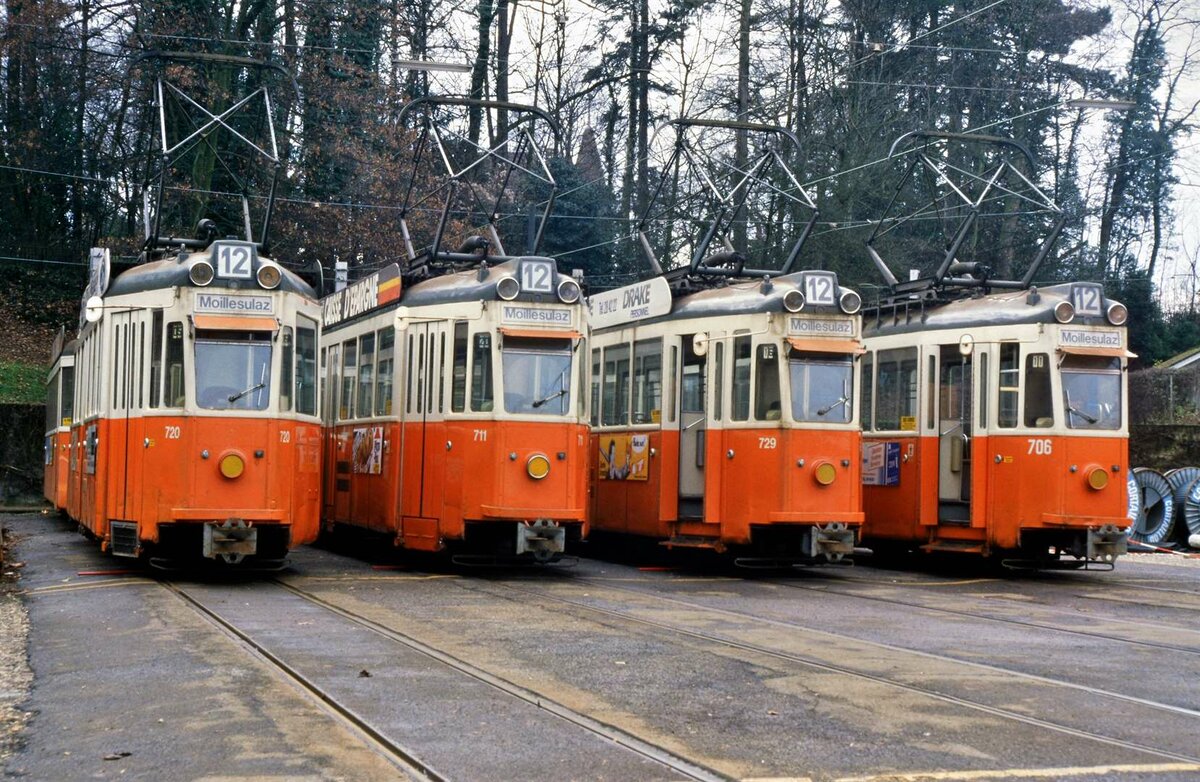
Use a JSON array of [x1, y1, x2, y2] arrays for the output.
[[0, 526, 31, 771]]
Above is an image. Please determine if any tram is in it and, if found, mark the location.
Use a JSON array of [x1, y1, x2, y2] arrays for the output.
[[57, 244, 323, 565], [43, 329, 76, 511], [318, 97, 589, 562], [587, 119, 863, 564], [48, 51, 323, 566], [858, 132, 1129, 566]]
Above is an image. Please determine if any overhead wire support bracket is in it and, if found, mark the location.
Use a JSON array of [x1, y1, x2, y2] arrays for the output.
[[865, 129, 1067, 305]]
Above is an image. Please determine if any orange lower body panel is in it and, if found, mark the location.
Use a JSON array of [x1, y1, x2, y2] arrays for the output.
[[63, 415, 320, 562]]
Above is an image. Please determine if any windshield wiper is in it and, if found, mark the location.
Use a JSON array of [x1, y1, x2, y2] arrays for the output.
[[228, 382, 266, 403], [532, 388, 568, 409], [817, 396, 849, 416], [1067, 404, 1098, 424]]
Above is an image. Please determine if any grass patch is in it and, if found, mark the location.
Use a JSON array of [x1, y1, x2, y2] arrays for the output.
[[0, 361, 46, 404]]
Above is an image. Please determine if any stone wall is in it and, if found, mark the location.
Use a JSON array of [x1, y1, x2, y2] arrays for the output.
[[0, 404, 45, 503]]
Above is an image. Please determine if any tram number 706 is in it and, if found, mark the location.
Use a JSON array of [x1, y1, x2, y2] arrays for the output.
[[1027, 438, 1052, 456]]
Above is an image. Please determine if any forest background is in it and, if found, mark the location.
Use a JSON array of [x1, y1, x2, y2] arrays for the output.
[[1, 0, 1198, 403]]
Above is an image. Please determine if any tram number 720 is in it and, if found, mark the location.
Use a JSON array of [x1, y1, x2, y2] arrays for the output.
[[1027, 438, 1052, 456]]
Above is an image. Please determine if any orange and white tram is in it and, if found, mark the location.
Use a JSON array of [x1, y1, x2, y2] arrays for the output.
[[859, 282, 1131, 565], [43, 329, 76, 512], [57, 244, 323, 566], [588, 270, 865, 563], [319, 258, 589, 562], [858, 130, 1130, 566]]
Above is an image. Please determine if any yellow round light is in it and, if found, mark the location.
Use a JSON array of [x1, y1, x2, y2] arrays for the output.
[[220, 453, 246, 479], [526, 453, 551, 480], [814, 462, 837, 486], [1087, 467, 1109, 491]]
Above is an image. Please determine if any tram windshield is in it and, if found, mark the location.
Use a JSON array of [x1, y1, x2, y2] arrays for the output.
[[502, 336, 573, 415], [194, 331, 273, 411], [789, 350, 853, 423], [1061, 355, 1122, 430]]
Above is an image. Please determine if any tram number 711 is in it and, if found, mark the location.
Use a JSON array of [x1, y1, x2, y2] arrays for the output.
[[1027, 438, 1052, 456]]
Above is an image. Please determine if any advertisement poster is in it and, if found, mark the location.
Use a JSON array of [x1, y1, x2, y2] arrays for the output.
[[598, 434, 650, 481], [862, 442, 900, 486], [352, 427, 383, 474]]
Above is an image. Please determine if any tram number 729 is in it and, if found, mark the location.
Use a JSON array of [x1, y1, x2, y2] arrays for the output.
[[1027, 438, 1052, 456]]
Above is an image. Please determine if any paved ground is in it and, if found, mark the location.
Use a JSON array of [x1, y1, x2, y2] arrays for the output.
[[3, 512, 1199, 781]]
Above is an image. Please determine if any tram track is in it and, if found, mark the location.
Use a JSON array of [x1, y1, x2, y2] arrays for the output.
[[762, 575, 1200, 656], [269, 578, 729, 782], [159, 580, 445, 782], [468, 575, 1200, 766], [161, 576, 727, 782]]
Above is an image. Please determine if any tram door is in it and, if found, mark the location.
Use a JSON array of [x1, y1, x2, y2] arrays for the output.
[[677, 336, 706, 520], [323, 343, 349, 521], [937, 345, 973, 523], [400, 322, 448, 520]]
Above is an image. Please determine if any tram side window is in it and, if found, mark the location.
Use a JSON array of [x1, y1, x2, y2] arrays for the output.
[[297, 318, 318, 416], [61, 366, 74, 424], [998, 343, 1019, 428], [1062, 355, 1122, 430], [873, 347, 918, 431], [471, 333, 494, 411], [861, 353, 874, 430], [590, 348, 600, 426], [602, 343, 630, 426], [149, 311, 162, 408], [632, 339, 662, 424], [713, 342, 724, 421], [375, 328, 394, 416], [45, 371, 58, 431], [755, 344, 781, 421], [280, 327, 294, 412], [165, 321, 185, 407], [1024, 353, 1053, 427], [578, 338, 588, 419], [731, 335, 752, 421], [667, 346, 678, 423], [339, 339, 356, 420], [358, 332, 375, 418], [451, 323, 468, 412]]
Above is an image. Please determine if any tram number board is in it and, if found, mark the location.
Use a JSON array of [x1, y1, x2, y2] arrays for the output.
[[1070, 284, 1104, 317], [520, 259, 555, 293], [214, 242, 257, 280], [803, 272, 837, 306]]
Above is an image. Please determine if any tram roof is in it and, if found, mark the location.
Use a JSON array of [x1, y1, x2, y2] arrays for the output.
[[862, 282, 1121, 337], [401, 256, 572, 309], [106, 246, 315, 299], [612, 272, 856, 330]]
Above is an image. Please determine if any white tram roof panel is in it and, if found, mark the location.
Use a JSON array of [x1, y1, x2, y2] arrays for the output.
[[105, 244, 315, 299], [863, 282, 1124, 338], [620, 271, 856, 328]]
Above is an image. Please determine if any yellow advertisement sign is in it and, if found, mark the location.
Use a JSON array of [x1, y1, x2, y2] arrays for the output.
[[598, 434, 650, 481]]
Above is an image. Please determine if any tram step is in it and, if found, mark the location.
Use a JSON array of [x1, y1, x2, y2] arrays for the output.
[[920, 539, 986, 555], [660, 535, 726, 552]]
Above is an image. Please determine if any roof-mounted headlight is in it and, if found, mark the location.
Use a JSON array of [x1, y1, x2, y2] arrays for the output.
[[1054, 300, 1075, 324], [497, 276, 520, 301], [557, 278, 581, 304], [256, 263, 282, 290], [783, 289, 805, 313], [189, 261, 215, 287], [1106, 302, 1128, 325], [839, 289, 862, 315]]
